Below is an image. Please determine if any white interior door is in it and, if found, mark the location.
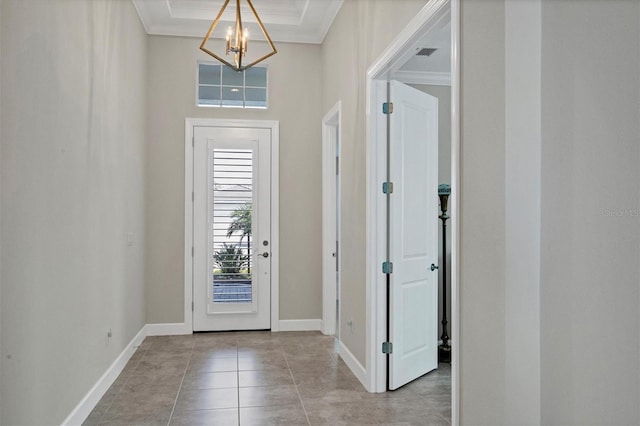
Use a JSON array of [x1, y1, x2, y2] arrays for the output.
[[388, 80, 439, 389], [193, 126, 271, 331]]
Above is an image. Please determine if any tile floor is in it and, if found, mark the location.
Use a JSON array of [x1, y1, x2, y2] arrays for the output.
[[84, 331, 451, 426]]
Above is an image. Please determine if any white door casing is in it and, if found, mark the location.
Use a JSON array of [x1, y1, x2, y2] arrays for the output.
[[192, 125, 272, 331], [365, 0, 459, 421], [322, 101, 341, 336], [388, 80, 439, 389]]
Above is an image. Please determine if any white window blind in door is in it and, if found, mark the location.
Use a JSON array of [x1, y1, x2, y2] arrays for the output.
[[211, 148, 254, 304]]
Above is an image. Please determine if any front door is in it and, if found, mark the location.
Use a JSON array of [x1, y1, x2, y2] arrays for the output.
[[388, 80, 439, 389], [193, 125, 271, 331]]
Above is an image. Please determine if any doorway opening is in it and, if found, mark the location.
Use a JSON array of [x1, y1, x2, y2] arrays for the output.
[[322, 101, 341, 337], [365, 0, 459, 423]]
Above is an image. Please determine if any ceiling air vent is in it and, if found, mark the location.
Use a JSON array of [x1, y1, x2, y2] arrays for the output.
[[416, 48, 437, 57]]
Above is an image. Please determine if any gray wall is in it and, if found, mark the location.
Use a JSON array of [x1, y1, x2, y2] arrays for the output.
[[0, 1, 147, 424], [504, 0, 541, 423], [321, 0, 430, 365], [540, 1, 640, 424], [459, 0, 507, 422], [145, 36, 323, 323], [459, 0, 640, 424], [410, 84, 452, 342], [0, 3, 2, 422]]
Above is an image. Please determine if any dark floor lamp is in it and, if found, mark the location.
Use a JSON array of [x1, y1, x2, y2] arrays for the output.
[[438, 184, 451, 363]]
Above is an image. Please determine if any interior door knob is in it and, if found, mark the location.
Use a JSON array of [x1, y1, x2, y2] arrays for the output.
[[430, 263, 439, 271]]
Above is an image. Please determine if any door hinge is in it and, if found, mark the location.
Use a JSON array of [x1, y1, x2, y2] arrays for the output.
[[192, 191, 194, 202], [191, 301, 194, 312], [382, 182, 394, 194], [192, 247, 194, 257], [382, 261, 393, 274], [382, 102, 394, 114], [382, 341, 393, 354], [192, 136, 195, 147]]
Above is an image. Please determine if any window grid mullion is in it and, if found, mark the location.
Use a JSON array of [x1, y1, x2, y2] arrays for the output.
[[198, 62, 267, 109]]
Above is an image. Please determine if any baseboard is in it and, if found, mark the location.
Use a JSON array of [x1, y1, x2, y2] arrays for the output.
[[61, 326, 147, 426], [146, 322, 192, 336], [338, 339, 369, 390], [277, 319, 323, 332]]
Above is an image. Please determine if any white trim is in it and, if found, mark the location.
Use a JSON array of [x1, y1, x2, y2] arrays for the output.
[[185, 118, 280, 332], [130, 0, 152, 34], [367, 0, 450, 81], [61, 326, 147, 426], [365, 78, 389, 394], [365, 1, 460, 423], [392, 70, 452, 86], [321, 101, 342, 336], [278, 319, 323, 332], [130, 0, 343, 45], [450, 1, 461, 424], [184, 121, 195, 333], [145, 323, 192, 336], [338, 340, 369, 390]]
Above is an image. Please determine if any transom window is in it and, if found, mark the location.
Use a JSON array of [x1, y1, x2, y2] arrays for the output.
[[197, 62, 268, 109]]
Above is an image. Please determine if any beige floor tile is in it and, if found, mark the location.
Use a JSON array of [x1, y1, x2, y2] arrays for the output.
[[238, 354, 289, 371], [238, 369, 294, 387], [175, 387, 239, 410], [186, 356, 238, 374], [181, 371, 239, 389], [83, 332, 452, 426], [191, 346, 238, 358], [97, 411, 171, 426], [237, 346, 285, 359], [239, 404, 308, 426], [296, 379, 366, 401], [239, 384, 301, 408], [106, 389, 176, 416], [145, 335, 195, 351], [170, 408, 239, 426], [194, 333, 238, 348]]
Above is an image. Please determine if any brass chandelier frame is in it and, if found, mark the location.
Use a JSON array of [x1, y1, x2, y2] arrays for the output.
[[200, 0, 277, 72]]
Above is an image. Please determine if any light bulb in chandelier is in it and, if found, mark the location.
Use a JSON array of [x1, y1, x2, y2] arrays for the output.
[[226, 27, 249, 56]]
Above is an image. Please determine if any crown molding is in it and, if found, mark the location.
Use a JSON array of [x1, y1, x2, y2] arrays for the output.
[[131, 0, 343, 44]]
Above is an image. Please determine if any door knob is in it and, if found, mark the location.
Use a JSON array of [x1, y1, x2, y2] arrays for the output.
[[261, 252, 269, 258], [430, 263, 439, 271]]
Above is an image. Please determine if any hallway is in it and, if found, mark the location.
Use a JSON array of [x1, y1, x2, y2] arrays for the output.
[[83, 331, 451, 425]]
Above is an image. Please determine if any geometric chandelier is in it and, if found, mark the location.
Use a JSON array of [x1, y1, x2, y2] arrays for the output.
[[200, 0, 277, 72]]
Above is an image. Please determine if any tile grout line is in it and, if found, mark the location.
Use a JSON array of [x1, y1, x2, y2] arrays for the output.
[[282, 343, 312, 426], [166, 337, 196, 426]]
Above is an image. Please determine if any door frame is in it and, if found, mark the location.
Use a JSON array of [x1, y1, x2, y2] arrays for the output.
[[322, 101, 342, 336], [365, 0, 460, 423], [184, 118, 280, 332]]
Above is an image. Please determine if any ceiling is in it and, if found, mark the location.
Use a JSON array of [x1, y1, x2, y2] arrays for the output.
[[400, 22, 451, 74], [132, 0, 344, 44], [394, 17, 451, 85]]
